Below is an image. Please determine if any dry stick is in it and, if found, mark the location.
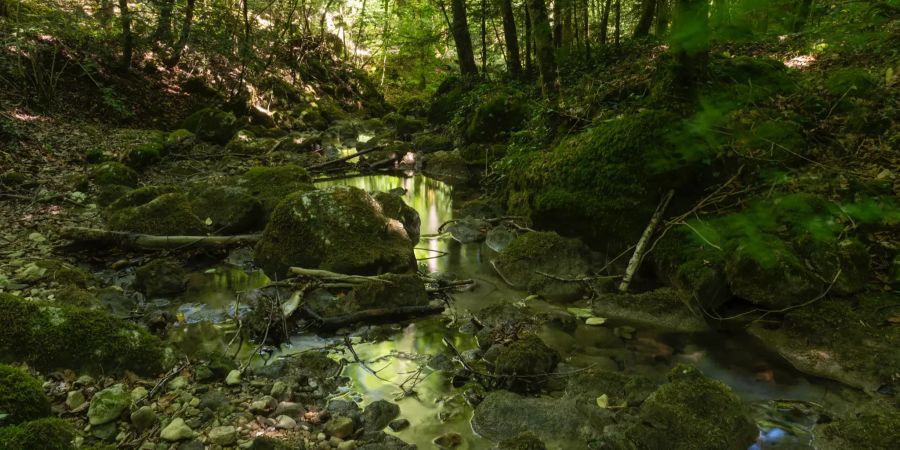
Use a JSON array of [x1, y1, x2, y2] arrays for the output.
[[289, 266, 393, 284], [619, 189, 675, 293], [343, 336, 395, 385], [60, 227, 261, 250]]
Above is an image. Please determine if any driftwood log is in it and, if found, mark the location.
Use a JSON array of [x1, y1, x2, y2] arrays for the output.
[[60, 227, 261, 250]]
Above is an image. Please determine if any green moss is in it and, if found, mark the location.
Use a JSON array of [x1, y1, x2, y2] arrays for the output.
[[90, 162, 139, 188], [225, 130, 279, 155], [498, 432, 547, 450], [180, 108, 241, 144], [106, 188, 206, 235], [818, 408, 900, 449], [735, 119, 806, 162], [825, 68, 879, 98], [0, 417, 74, 450], [0, 171, 28, 187], [423, 150, 470, 185], [238, 165, 315, 214], [463, 93, 528, 143], [492, 335, 559, 392], [412, 133, 453, 153], [427, 77, 467, 124], [627, 364, 758, 450], [123, 140, 165, 170], [707, 56, 796, 104], [32, 260, 95, 288], [0, 365, 50, 426], [383, 112, 425, 137], [0, 293, 168, 375], [83, 148, 112, 164], [188, 184, 264, 233]]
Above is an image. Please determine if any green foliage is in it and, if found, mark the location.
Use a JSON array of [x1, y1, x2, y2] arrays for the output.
[[0, 417, 74, 450], [824, 68, 879, 99], [180, 108, 242, 145], [0, 293, 167, 375], [0, 365, 50, 427]]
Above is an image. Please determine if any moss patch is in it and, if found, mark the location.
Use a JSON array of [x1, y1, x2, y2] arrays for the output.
[[180, 107, 242, 144], [463, 93, 528, 143], [824, 68, 879, 99], [817, 407, 900, 450], [105, 188, 206, 235], [0, 293, 168, 375], [90, 162, 138, 188], [0, 417, 74, 450], [0, 365, 50, 426], [237, 165, 315, 215]]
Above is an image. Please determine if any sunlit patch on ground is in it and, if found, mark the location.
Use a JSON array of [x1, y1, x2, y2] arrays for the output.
[[784, 54, 816, 69]]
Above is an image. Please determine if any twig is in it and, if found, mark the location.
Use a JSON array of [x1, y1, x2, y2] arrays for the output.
[[704, 269, 842, 321], [619, 189, 675, 292]]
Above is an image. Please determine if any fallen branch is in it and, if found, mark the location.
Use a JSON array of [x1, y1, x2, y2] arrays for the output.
[[289, 267, 393, 285], [60, 227, 261, 250], [301, 303, 445, 330], [307, 146, 383, 171], [619, 189, 675, 293]]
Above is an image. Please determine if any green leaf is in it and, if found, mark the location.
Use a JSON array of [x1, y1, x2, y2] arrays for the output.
[[204, 217, 213, 226], [567, 307, 593, 319], [585, 317, 607, 326], [596, 394, 609, 408]]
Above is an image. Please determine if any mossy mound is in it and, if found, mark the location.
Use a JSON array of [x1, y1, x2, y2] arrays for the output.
[[134, 258, 186, 297], [492, 231, 593, 303], [122, 135, 166, 169], [0, 365, 50, 425], [105, 188, 206, 235], [824, 68, 879, 99], [463, 93, 528, 143], [164, 129, 196, 152], [0, 417, 74, 450], [0, 293, 168, 375], [592, 288, 709, 332], [33, 259, 96, 288], [237, 165, 316, 215], [90, 162, 138, 188], [373, 192, 421, 244], [625, 365, 758, 450], [816, 406, 900, 450], [383, 112, 425, 138], [254, 186, 416, 278], [412, 133, 453, 153], [725, 240, 823, 309], [188, 184, 264, 233], [652, 230, 731, 311], [499, 110, 707, 250], [422, 150, 471, 186], [706, 56, 796, 103], [492, 335, 560, 392], [180, 107, 242, 144], [427, 77, 467, 124]]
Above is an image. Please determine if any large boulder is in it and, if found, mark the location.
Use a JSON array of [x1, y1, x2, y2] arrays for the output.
[[0, 365, 50, 425], [724, 241, 822, 309], [472, 391, 593, 448], [236, 165, 315, 215], [624, 365, 758, 450], [0, 293, 169, 375], [254, 186, 416, 278], [105, 187, 206, 235], [492, 231, 593, 303], [373, 191, 421, 244], [188, 184, 264, 233], [180, 108, 242, 145], [422, 150, 470, 186]]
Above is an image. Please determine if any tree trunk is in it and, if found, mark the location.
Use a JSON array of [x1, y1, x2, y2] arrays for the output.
[[599, 0, 611, 44], [671, 0, 709, 89], [655, 0, 669, 36], [166, 0, 197, 68], [450, 0, 479, 77], [614, 0, 620, 46], [552, 0, 563, 47], [792, 0, 813, 32], [152, 0, 176, 46], [633, 0, 656, 37], [524, 4, 533, 74], [526, 0, 558, 101], [118, 0, 133, 68], [0, 0, 7, 17], [481, 0, 487, 73], [499, 0, 522, 77]]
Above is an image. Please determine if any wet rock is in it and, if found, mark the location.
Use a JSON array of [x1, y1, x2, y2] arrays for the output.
[[65, 390, 85, 410], [472, 391, 590, 445], [373, 192, 421, 244], [497, 432, 547, 450], [362, 400, 400, 432], [815, 405, 900, 450], [485, 227, 516, 252], [388, 418, 409, 432], [492, 231, 593, 303], [624, 365, 758, 450], [161, 417, 195, 441], [305, 274, 428, 318], [491, 335, 559, 392], [134, 258, 186, 297], [208, 425, 238, 446], [591, 288, 708, 333], [88, 384, 130, 425], [725, 242, 822, 309], [225, 369, 242, 386], [131, 405, 157, 432], [0, 293, 169, 375], [254, 186, 416, 278], [106, 188, 206, 235], [325, 415, 355, 439], [445, 218, 490, 244], [433, 432, 464, 449], [180, 107, 242, 144], [0, 365, 50, 425], [423, 150, 470, 186], [237, 165, 316, 215], [188, 184, 264, 233]]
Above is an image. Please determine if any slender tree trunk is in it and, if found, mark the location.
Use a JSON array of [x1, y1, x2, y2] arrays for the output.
[[153, 0, 176, 46], [0, 0, 8, 17], [356, 0, 367, 61], [526, 0, 558, 101], [599, 0, 611, 44], [380, 0, 390, 85], [671, 0, 709, 89], [118, 0, 133, 68], [166, 0, 197, 68], [792, 0, 813, 32], [633, 0, 656, 37], [499, 0, 522, 77], [524, 4, 533, 74], [583, 0, 590, 53], [481, 0, 487, 74], [450, 0, 479, 77], [614, 0, 620, 46], [552, 0, 563, 47], [655, 0, 669, 36]]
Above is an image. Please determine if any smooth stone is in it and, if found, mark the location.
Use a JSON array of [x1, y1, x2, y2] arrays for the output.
[[131, 405, 157, 432], [225, 369, 242, 386], [208, 425, 237, 446], [88, 384, 131, 425], [274, 401, 306, 416], [167, 375, 190, 391], [160, 417, 195, 441], [275, 415, 297, 430], [433, 432, 464, 448], [66, 390, 86, 410], [131, 386, 149, 402], [270, 381, 289, 399], [325, 416, 355, 439], [91, 421, 118, 441], [388, 418, 410, 432]]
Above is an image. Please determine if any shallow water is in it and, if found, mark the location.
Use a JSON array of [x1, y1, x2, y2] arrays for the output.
[[182, 174, 861, 449]]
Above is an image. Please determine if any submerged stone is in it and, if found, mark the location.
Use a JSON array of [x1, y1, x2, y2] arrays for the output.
[[254, 185, 416, 278], [362, 399, 400, 432]]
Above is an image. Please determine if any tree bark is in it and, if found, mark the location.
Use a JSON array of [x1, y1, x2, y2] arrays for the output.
[[166, 0, 197, 68], [524, 4, 533, 74], [0, 0, 7, 17], [552, 0, 563, 47], [614, 0, 620, 46], [481, 0, 487, 73], [450, 0, 479, 77], [633, 0, 656, 38], [599, 0, 611, 44], [655, 0, 669, 36], [792, 0, 814, 32], [152, 0, 176, 46], [671, 0, 709, 88], [119, 0, 133, 68], [526, 0, 558, 101], [499, 0, 522, 77]]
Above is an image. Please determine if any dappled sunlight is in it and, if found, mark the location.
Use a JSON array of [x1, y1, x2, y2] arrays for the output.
[[784, 54, 816, 70]]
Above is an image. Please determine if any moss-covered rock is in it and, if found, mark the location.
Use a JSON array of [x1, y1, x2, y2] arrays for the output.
[[412, 133, 453, 153], [422, 150, 471, 186], [90, 162, 139, 188], [592, 288, 709, 332], [464, 94, 528, 143], [815, 406, 900, 450], [32, 259, 96, 288], [0, 293, 168, 375], [472, 391, 590, 446], [625, 365, 758, 450], [383, 112, 425, 138], [0, 417, 74, 450], [497, 432, 547, 450], [706, 56, 796, 103], [724, 240, 823, 308], [492, 335, 559, 392], [492, 232, 593, 303], [180, 108, 242, 145], [305, 274, 428, 319], [188, 184, 264, 233], [237, 165, 316, 215], [652, 230, 731, 311], [134, 258, 186, 297], [0, 365, 50, 426], [105, 188, 206, 235], [225, 130, 278, 155], [824, 68, 879, 99], [254, 186, 416, 278], [123, 139, 165, 170], [427, 77, 467, 125], [373, 192, 421, 244], [164, 129, 196, 152]]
